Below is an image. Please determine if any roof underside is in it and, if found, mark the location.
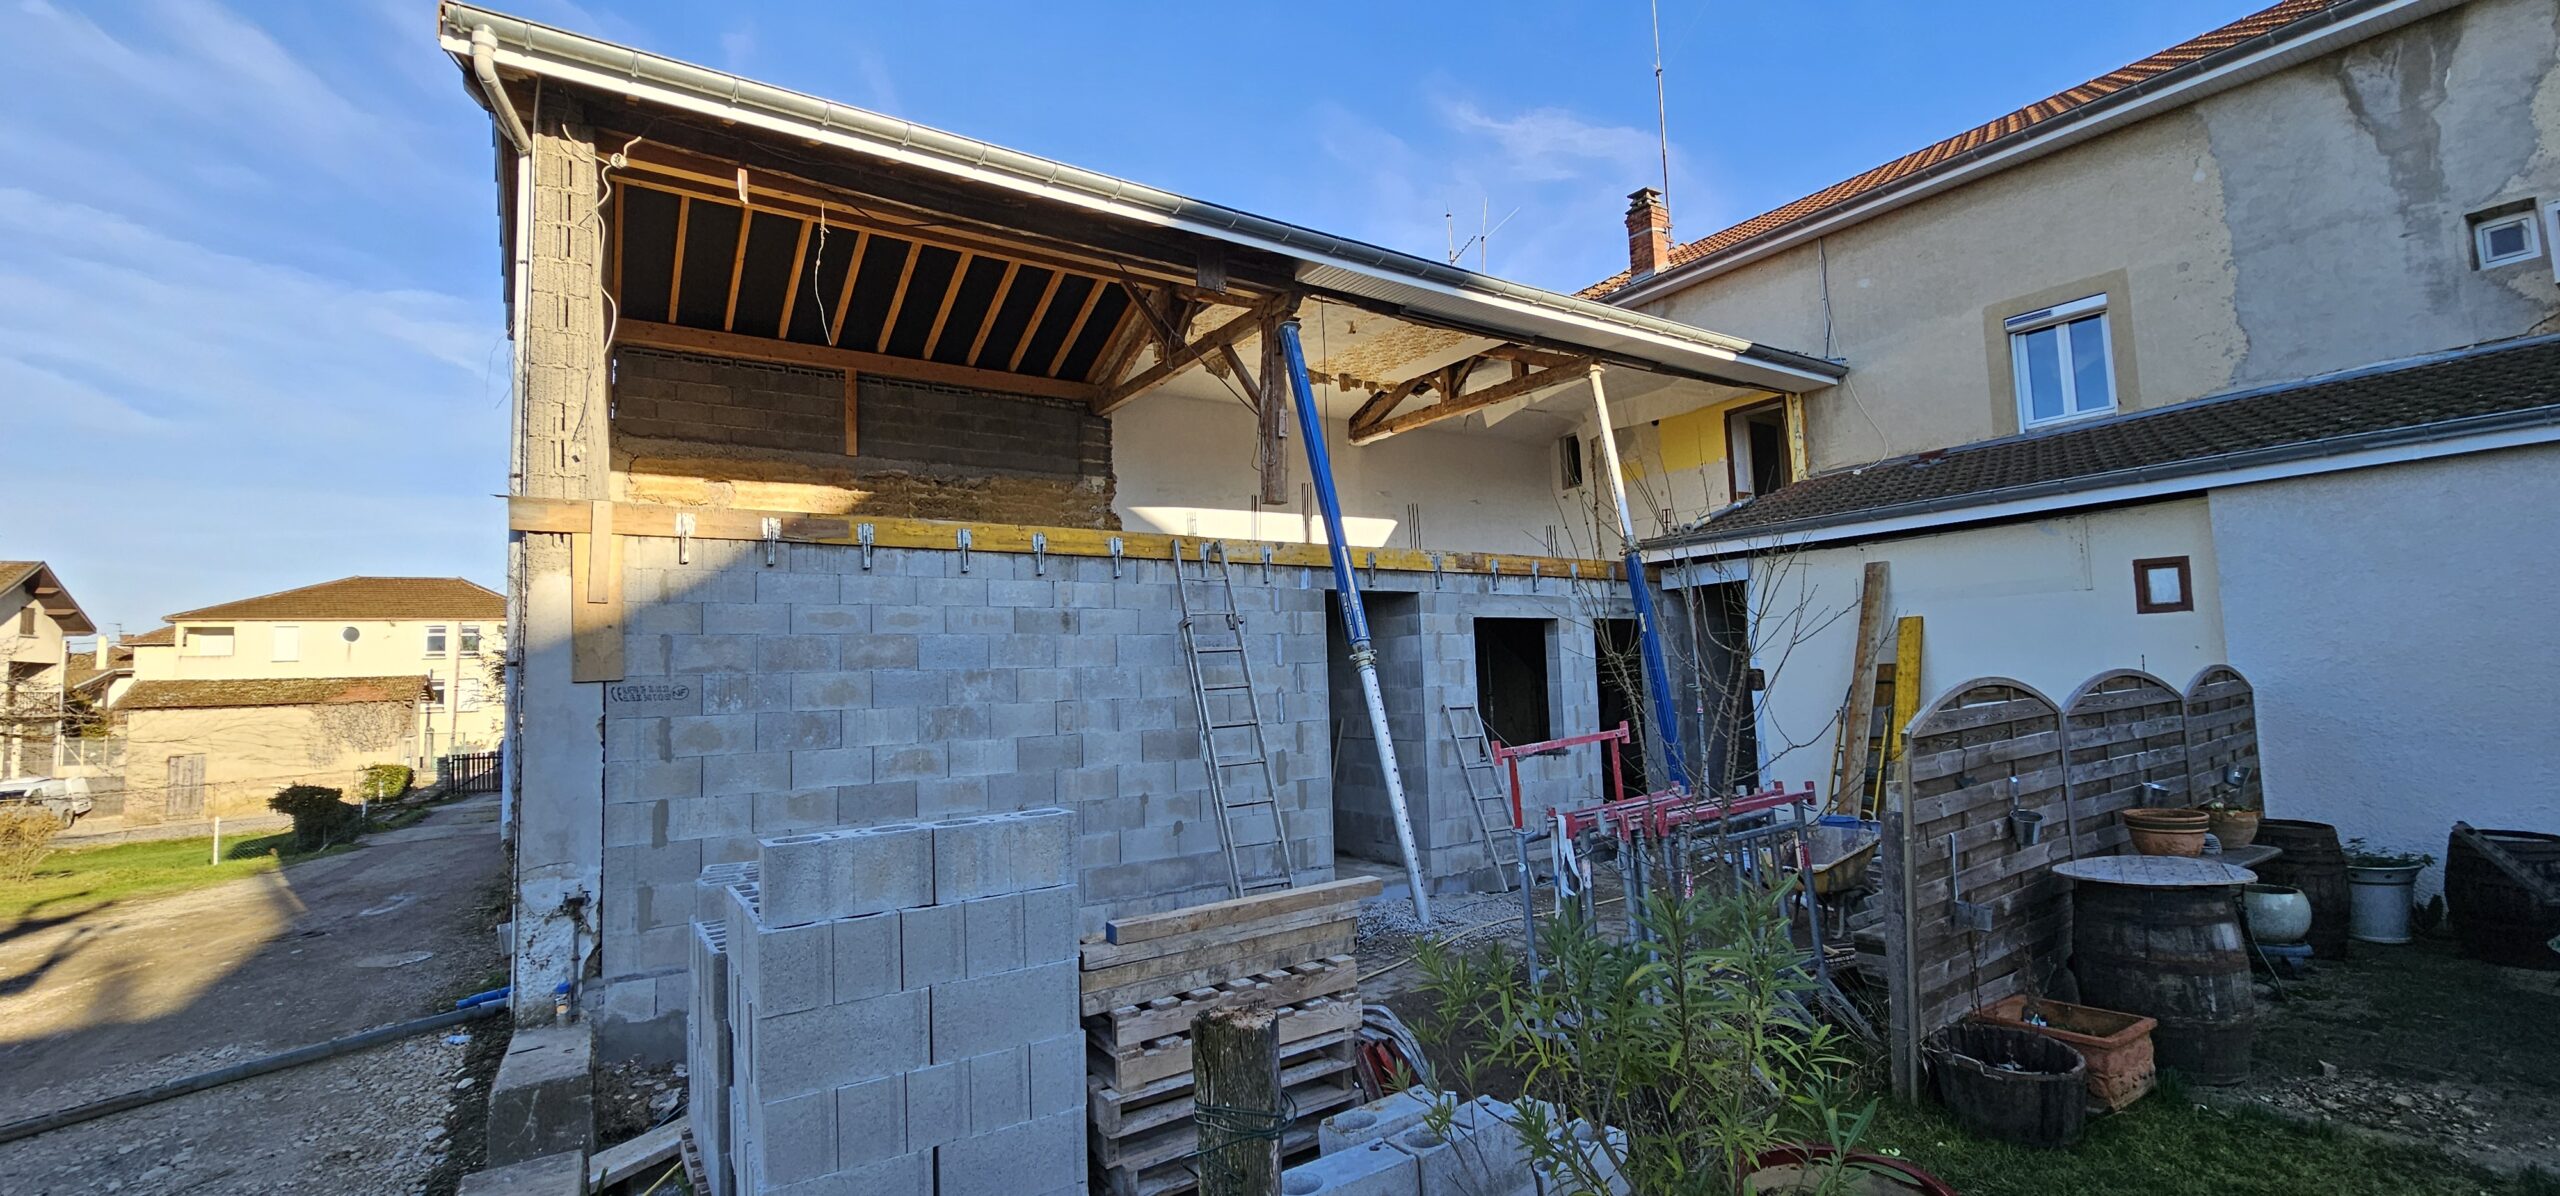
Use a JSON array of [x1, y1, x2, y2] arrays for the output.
[[120, 675, 431, 712], [440, 3, 1841, 445], [1653, 334, 2560, 550], [1, 561, 96, 635], [1584, 0, 2361, 298], [167, 577, 504, 623]]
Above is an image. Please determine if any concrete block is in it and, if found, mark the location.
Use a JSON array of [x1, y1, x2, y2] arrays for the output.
[[763, 1149, 932, 1196], [754, 920, 834, 1015], [829, 910, 902, 1002], [1280, 1140, 1418, 1196], [876, 744, 947, 782], [759, 1088, 838, 1185], [834, 1073, 906, 1166], [456, 1150, 587, 1196], [759, 711, 844, 752], [702, 751, 790, 798], [1381, 1098, 1534, 1196], [792, 671, 872, 712], [929, 816, 1008, 903], [758, 833, 837, 928], [1020, 884, 1077, 965], [845, 822, 933, 914], [758, 989, 928, 1096], [1318, 1088, 1439, 1155], [1027, 1032, 1082, 1119], [961, 892, 1026, 978], [928, 960, 1077, 1062], [948, 738, 1016, 778], [949, 669, 1017, 704], [843, 707, 921, 748], [486, 1025, 593, 1167], [904, 1059, 966, 1152], [964, 1045, 1029, 1131], [934, 1108, 1082, 1196], [898, 902, 964, 990], [791, 746, 874, 789], [1007, 809, 1075, 892], [916, 777, 990, 818]]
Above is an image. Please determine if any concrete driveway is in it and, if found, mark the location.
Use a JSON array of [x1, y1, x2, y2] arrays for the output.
[[0, 796, 508, 1194]]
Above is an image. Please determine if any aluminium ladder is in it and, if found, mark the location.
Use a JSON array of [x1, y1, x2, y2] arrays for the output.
[[1441, 704, 1520, 889], [1173, 541, 1297, 897]]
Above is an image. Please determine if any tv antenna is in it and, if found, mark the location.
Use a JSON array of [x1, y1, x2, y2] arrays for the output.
[[1446, 199, 1521, 272], [1650, 0, 1673, 218]]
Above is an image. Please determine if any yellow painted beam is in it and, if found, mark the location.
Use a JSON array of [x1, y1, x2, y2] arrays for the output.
[[1886, 614, 1924, 765], [509, 497, 1621, 581]]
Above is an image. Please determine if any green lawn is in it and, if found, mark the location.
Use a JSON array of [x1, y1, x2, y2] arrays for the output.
[[0, 832, 342, 928], [1865, 1086, 2560, 1196]]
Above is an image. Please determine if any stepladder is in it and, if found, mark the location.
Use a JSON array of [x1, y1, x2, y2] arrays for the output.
[[1442, 704, 1520, 889], [1173, 541, 1297, 897]]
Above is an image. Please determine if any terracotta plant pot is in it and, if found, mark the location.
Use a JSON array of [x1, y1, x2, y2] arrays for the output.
[[2203, 808, 2262, 849], [2127, 824, 2207, 856], [1742, 1146, 1960, 1195], [2122, 808, 2209, 831], [1971, 994, 2159, 1112]]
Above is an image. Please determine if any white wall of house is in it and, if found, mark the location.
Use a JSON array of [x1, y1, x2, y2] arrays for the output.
[[1732, 498, 2228, 792], [2207, 442, 2560, 896]]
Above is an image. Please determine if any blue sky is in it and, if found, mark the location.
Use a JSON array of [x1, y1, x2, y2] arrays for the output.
[[1, 0, 2259, 637]]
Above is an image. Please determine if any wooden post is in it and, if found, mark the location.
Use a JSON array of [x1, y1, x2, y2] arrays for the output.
[[1193, 1007, 1282, 1196], [1831, 561, 1891, 816]]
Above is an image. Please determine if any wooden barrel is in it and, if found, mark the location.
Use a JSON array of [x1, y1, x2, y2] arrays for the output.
[[2072, 882, 2255, 1085], [2253, 819, 2351, 959], [2447, 827, 2560, 970], [1926, 1023, 2087, 1148]]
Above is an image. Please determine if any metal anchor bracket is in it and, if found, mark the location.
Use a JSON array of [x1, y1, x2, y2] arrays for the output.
[[1364, 551, 1378, 588], [1030, 532, 1049, 576], [856, 522, 876, 570], [1429, 552, 1443, 590], [1108, 536, 1125, 578], [674, 512, 696, 565], [955, 528, 972, 574], [1259, 544, 1274, 584], [760, 517, 782, 566]]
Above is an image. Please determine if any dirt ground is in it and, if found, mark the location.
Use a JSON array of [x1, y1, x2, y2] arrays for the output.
[[0, 796, 508, 1195], [2216, 934, 2560, 1176]]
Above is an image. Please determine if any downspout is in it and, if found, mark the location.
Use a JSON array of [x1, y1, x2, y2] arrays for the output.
[[1278, 320, 1430, 926], [1585, 366, 1694, 793], [473, 23, 533, 844]]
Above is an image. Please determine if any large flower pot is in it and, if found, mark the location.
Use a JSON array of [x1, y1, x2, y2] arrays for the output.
[[1743, 1146, 1960, 1195], [2243, 884, 2314, 945], [2348, 864, 2425, 944], [2204, 808, 2262, 849]]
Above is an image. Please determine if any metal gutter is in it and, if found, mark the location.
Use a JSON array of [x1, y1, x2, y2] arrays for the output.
[[433, 3, 1843, 394], [1601, 0, 2461, 307], [1645, 406, 2560, 562]]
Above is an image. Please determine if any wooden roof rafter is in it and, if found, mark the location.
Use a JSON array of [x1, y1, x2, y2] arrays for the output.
[[1096, 292, 1297, 416], [1348, 352, 1596, 445]]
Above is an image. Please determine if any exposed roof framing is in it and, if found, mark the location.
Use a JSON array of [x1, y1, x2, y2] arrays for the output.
[[1349, 353, 1597, 445]]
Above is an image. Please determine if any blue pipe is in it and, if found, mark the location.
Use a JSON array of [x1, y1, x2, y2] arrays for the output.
[[454, 986, 511, 1010], [1623, 551, 1694, 793]]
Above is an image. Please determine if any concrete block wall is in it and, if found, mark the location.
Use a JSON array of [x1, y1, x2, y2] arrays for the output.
[[700, 810, 1084, 1196]]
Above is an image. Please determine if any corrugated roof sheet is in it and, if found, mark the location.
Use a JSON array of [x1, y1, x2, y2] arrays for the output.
[[119, 675, 430, 712], [1661, 334, 2560, 546], [1584, 0, 2348, 298], [167, 577, 502, 623]]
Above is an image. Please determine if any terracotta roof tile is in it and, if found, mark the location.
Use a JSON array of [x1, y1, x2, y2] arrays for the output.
[[1584, 0, 2345, 298], [124, 626, 176, 647], [119, 675, 431, 712], [167, 577, 502, 623], [1662, 335, 2560, 545]]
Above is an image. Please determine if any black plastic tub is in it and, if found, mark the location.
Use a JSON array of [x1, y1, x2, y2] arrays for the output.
[[1927, 1022, 2088, 1148]]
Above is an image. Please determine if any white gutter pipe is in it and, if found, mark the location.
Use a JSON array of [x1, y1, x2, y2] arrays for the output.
[[470, 26, 533, 156]]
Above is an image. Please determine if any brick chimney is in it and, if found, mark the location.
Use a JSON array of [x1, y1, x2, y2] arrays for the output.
[[1625, 188, 1672, 277]]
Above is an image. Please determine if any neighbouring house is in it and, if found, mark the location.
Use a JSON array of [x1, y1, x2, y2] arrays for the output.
[[437, 2, 1845, 1057], [113, 576, 509, 825], [0, 561, 96, 780], [1581, 0, 2560, 889]]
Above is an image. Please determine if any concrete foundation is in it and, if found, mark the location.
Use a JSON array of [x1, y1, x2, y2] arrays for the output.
[[486, 1024, 596, 1169], [458, 1150, 587, 1196]]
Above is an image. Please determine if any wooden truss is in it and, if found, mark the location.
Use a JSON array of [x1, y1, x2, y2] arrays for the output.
[[1346, 350, 1596, 445]]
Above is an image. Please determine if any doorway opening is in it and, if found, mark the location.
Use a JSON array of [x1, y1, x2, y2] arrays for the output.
[[1726, 400, 1794, 501], [1593, 618, 1651, 797], [1327, 591, 1422, 868], [1472, 618, 1553, 747]]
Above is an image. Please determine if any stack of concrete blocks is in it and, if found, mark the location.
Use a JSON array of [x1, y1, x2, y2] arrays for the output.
[[1288, 1089, 1628, 1196], [696, 808, 1087, 1196], [688, 860, 756, 1196]]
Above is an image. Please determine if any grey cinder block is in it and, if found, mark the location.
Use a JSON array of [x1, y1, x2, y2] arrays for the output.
[[1281, 1140, 1420, 1196], [754, 920, 833, 1016], [928, 960, 1077, 1062], [961, 892, 1025, 978], [904, 1059, 965, 1153], [834, 1073, 906, 1167], [1020, 884, 1076, 965], [897, 902, 964, 990], [757, 833, 837, 928], [830, 910, 901, 1003], [762, 1151, 932, 1196], [964, 1045, 1029, 1132], [757, 989, 929, 1097], [933, 1109, 1082, 1196], [758, 1088, 837, 1185], [1027, 1032, 1081, 1119], [1319, 1088, 1440, 1155], [845, 822, 933, 914]]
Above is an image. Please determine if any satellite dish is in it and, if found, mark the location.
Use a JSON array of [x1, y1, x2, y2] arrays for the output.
[[341, 626, 361, 643]]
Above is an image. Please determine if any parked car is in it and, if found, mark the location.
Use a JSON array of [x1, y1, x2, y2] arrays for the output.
[[0, 775, 95, 827]]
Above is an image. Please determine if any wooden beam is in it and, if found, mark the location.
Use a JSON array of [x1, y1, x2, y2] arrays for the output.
[[1086, 293, 1147, 385], [1480, 344, 1579, 370], [665, 195, 691, 321], [1044, 281, 1105, 378], [610, 185, 625, 308], [825, 227, 869, 346], [1102, 877, 1380, 945], [1831, 561, 1892, 817], [1097, 295, 1294, 416], [1347, 376, 1429, 433], [1008, 272, 1064, 371], [1257, 310, 1289, 506], [872, 241, 919, 354], [1347, 356, 1593, 445], [966, 261, 1021, 367], [921, 251, 974, 360], [616, 318, 1099, 404], [774, 218, 813, 338], [720, 204, 752, 332], [843, 371, 860, 455], [1885, 615, 1925, 768], [1784, 392, 1811, 481]]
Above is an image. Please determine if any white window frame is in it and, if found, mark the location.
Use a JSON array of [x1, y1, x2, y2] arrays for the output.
[[458, 677, 485, 712], [188, 626, 235, 657], [2006, 294, 2117, 430], [426, 678, 448, 708], [2541, 201, 2560, 283], [2474, 210, 2541, 269], [424, 624, 448, 656], [271, 624, 300, 663], [459, 624, 483, 656]]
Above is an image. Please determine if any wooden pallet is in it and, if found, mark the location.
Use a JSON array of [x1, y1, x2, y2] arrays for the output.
[[1092, 1047, 1357, 1196], [1089, 1030, 1360, 1138], [1096, 1128, 1325, 1196], [1093, 955, 1357, 1050], [1092, 994, 1362, 1090]]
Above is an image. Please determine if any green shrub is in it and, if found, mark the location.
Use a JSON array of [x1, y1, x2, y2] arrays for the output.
[[357, 764, 414, 801], [0, 808, 63, 882], [268, 784, 358, 850]]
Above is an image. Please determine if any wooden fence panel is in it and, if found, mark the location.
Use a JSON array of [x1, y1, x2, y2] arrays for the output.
[[2062, 670, 2191, 860], [2182, 665, 2261, 808]]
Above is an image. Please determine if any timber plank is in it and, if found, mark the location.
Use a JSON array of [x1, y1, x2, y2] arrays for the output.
[[1079, 920, 1354, 1015], [1098, 877, 1378, 948]]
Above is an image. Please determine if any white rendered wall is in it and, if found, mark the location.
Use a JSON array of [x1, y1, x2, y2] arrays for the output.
[[2208, 444, 2560, 898], [1738, 499, 2227, 790]]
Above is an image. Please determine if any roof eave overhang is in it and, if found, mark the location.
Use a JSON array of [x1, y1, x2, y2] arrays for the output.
[[1601, 0, 2462, 308], [435, 3, 1843, 395], [1645, 405, 2560, 563]]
